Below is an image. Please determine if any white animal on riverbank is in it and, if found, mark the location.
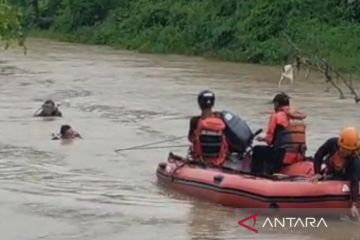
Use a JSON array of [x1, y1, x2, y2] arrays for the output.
[[278, 64, 294, 87]]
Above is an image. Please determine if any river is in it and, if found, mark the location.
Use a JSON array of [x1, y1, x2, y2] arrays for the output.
[[1, 38, 360, 240]]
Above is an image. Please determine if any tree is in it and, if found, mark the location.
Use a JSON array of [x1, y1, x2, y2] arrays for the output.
[[0, 0, 24, 48]]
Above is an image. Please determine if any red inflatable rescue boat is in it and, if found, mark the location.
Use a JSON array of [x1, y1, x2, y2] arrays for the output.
[[156, 153, 360, 210]]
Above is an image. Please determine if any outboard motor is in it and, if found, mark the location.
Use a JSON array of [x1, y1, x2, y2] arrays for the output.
[[222, 111, 254, 154]]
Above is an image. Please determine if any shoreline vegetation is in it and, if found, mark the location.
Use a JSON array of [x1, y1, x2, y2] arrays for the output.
[[5, 0, 360, 101]]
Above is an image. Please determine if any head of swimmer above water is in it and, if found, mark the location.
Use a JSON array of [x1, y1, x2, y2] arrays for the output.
[[40, 100, 61, 116], [60, 125, 81, 139]]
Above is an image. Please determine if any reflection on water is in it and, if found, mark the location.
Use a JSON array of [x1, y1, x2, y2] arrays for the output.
[[0, 38, 360, 240]]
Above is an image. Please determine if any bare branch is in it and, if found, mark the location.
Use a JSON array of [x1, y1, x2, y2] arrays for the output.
[[283, 33, 360, 103]]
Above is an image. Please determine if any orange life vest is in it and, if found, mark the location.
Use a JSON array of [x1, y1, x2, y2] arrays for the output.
[[193, 116, 228, 166], [274, 119, 307, 164]]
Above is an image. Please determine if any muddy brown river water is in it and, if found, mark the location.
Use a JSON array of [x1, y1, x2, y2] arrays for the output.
[[1, 38, 360, 240]]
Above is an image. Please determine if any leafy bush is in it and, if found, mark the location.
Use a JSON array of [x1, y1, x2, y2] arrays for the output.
[[13, 0, 360, 73]]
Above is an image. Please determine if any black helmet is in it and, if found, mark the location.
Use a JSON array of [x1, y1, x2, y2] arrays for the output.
[[272, 92, 290, 106], [197, 90, 215, 109], [43, 100, 55, 108], [44, 100, 55, 105]]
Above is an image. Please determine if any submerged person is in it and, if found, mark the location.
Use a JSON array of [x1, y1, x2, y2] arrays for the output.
[[52, 125, 81, 140], [311, 127, 360, 220], [34, 100, 62, 117], [251, 92, 307, 174], [188, 90, 229, 167]]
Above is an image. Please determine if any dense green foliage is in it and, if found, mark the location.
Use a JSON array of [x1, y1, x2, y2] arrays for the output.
[[13, 0, 360, 72], [0, 0, 23, 47]]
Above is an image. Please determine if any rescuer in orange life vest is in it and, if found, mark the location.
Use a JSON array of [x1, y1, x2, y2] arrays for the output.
[[188, 90, 228, 167], [251, 92, 307, 174], [311, 127, 360, 220]]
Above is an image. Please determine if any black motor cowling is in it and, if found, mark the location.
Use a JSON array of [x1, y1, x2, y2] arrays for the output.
[[222, 111, 254, 154]]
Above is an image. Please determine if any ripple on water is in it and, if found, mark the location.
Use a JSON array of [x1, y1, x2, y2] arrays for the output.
[[41, 88, 92, 101], [0, 144, 185, 212], [0, 65, 36, 76], [23, 202, 123, 221], [67, 102, 181, 124]]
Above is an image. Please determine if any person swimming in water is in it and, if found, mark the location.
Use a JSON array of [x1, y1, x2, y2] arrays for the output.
[[34, 100, 62, 117], [52, 125, 81, 140]]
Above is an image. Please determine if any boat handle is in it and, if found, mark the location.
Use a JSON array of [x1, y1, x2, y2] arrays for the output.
[[213, 175, 224, 184]]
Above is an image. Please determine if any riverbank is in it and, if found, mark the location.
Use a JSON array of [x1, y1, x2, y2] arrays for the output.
[[28, 29, 244, 63], [16, 1, 360, 73]]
